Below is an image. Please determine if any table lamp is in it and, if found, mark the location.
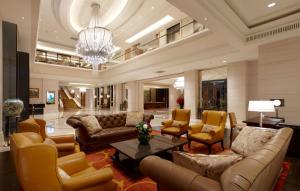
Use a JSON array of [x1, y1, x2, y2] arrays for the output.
[[248, 100, 275, 127]]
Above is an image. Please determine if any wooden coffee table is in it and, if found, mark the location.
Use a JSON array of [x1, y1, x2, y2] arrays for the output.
[[110, 135, 187, 178]]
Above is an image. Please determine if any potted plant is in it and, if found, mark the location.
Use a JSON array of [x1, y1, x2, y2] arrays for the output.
[[176, 96, 184, 109], [136, 122, 152, 144]]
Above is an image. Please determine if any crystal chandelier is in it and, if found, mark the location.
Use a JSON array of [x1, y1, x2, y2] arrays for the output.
[[76, 3, 114, 70]]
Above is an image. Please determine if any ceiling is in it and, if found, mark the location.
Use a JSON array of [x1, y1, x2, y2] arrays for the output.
[[225, 0, 300, 28], [37, 0, 187, 52]]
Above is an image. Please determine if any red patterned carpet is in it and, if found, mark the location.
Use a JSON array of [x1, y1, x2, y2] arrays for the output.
[[86, 135, 290, 191]]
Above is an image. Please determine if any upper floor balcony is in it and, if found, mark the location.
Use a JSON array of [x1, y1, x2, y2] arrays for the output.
[[35, 18, 206, 71]]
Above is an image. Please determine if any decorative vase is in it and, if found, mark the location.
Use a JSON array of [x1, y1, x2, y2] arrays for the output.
[[179, 104, 184, 109], [138, 133, 151, 144], [3, 99, 24, 117]]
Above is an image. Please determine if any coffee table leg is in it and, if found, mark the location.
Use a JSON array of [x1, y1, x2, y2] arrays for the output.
[[179, 145, 184, 151], [115, 150, 120, 161]]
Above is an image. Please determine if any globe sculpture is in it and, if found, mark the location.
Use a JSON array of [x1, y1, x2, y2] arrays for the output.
[[3, 99, 24, 117]]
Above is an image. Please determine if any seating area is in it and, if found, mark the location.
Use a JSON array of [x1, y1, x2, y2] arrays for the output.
[[1, 0, 300, 191]]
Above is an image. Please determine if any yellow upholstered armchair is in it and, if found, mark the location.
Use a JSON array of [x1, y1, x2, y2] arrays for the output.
[[188, 110, 227, 154], [18, 118, 80, 157], [10, 132, 117, 191], [161, 109, 191, 138]]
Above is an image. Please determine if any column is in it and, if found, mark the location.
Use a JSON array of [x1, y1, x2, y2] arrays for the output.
[[115, 84, 123, 111], [227, 61, 248, 123], [127, 81, 144, 112], [85, 88, 95, 109], [169, 85, 181, 110], [184, 70, 200, 119], [0, 20, 4, 147]]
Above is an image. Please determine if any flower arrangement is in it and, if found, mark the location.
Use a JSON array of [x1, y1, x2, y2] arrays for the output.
[[136, 122, 152, 144], [176, 96, 184, 109]]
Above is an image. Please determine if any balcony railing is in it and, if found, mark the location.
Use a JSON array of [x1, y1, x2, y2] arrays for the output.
[[35, 19, 205, 71]]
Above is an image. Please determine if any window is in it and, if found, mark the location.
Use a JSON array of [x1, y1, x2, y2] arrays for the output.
[[167, 23, 180, 43]]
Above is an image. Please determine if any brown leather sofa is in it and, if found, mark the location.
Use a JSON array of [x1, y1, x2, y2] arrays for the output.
[[140, 127, 293, 191], [67, 113, 154, 151], [10, 132, 117, 191]]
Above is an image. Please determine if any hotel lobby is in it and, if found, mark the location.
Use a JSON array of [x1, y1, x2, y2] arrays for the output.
[[1, 0, 300, 190]]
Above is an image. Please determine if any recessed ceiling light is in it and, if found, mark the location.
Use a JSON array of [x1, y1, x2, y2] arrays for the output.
[[151, 6, 155, 10], [125, 15, 174, 44], [268, 2, 276, 8], [21, 17, 25, 20], [223, 60, 227, 63], [204, 17, 208, 21]]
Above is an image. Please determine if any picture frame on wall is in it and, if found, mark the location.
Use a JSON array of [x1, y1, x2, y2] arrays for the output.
[[29, 88, 39, 98], [46, 91, 55, 104]]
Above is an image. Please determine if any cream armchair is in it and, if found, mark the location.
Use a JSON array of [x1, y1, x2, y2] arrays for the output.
[[161, 109, 191, 138], [188, 110, 227, 154], [18, 118, 80, 157], [10, 132, 117, 191]]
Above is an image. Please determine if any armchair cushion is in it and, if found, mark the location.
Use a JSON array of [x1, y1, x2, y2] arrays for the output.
[[56, 143, 76, 151], [161, 127, 181, 134], [231, 126, 277, 157], [80, 115, 103, 135], [173, 151, 243, 181], [125, 112, 143, 127], [62, 168, 114, 191], [161, 120, 173, 127]]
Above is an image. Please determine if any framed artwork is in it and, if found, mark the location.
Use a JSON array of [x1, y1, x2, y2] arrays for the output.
[[29, 88, 39, 98], [46, 91, 55, 104]]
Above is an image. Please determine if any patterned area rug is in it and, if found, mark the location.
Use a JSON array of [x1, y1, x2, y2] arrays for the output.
[[86, 136, 291, 191]]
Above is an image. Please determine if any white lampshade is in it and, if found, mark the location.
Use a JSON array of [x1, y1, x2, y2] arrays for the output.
[[248, 100, 275, 112]]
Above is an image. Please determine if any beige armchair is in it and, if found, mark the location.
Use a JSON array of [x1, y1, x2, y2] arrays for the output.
[[10, 132, 117, 191], [161, 109, 191, 138], [188, 110, 227, 154]]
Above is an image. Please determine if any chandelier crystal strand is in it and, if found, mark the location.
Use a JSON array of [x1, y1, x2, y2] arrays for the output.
[[76, 3, 114, 70]]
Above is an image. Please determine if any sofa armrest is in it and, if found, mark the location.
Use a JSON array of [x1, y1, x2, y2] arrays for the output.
[[189, 123, 204, 134], [62, 168, 114, 191], [161, 120, 173, 128], [208, 126, 222, 136], [49, 135, 75, 143], [58, 152, 90, 175], [140, 156, 221, 191], [66, 117, 85, 129]]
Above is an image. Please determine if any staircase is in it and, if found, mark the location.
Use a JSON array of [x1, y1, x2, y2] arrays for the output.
[[59, 87, 82, 110]]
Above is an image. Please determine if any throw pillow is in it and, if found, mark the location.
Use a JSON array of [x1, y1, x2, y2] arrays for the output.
[[44, 138, 56, 146], [201, 124, 219, 133], [80, 115, 102, 135], [173, 151, 243, 180], [172, 120, 187, 127], [231, 126, 277, 157], [125, 112, 144, 127], [57, 168, 70, 180]]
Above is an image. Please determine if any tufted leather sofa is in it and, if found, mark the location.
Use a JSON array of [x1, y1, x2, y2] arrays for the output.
[[67, 113, 154, 151]]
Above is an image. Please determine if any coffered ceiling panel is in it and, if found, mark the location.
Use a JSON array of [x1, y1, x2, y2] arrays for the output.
[[225, 0, 300, 27]]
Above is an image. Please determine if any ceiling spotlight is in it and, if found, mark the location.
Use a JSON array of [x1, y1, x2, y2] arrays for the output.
[[204, 17, 208, 21], [223, 60, 227, 63], [21, 17, 25, 20], [268, 2, 276, 8]]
